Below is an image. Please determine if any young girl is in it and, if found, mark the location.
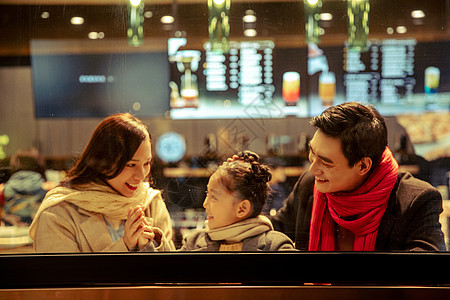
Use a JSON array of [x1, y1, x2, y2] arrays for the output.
[[181, 151, 295, 251], [29, 113, 175, 252]]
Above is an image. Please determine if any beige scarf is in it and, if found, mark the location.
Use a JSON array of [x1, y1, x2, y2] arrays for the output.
[[206, 215, 274, 243], [29, 182, 158, 240]]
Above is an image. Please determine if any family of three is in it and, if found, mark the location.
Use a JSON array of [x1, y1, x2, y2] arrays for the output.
[[29, 102, 446, 252]]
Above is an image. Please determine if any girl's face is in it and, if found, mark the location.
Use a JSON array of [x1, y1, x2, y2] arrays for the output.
[[107, 137, 152, 198], [203, 171, 241, 230]]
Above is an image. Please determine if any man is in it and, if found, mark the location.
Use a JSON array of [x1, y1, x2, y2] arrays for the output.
[[271, 102, 445, 251]]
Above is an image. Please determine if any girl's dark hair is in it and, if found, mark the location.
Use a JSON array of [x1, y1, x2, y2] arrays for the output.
[[310, 102, 387, 170], [218, 151, 272, 218], [61, 113, 151, 188]]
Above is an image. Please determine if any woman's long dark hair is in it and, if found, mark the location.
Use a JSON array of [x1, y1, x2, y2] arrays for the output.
[[61, 113, 151, 188]]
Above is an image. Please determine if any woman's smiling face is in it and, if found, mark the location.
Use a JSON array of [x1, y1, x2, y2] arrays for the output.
[[106, 138, 152, 197]]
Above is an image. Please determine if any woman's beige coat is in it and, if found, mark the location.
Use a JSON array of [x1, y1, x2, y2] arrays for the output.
[[33, 192, 174, 252]]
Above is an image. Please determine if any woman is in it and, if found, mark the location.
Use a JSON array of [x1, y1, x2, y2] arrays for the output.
[[29, 113, 175, 252]]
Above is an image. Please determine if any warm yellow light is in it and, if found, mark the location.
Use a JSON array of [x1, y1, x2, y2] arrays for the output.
[[396, 26, 407, 34], [244, 29, 257, 37], [41, 11, 50, 19], [161, 15, 175, 24], [129, 0, 142, 7], [213, 0, 225, 5], [70, 17, 84, 25], [307, 0, 319, 6], [411, 10, 425, 18], [243, 15, 257, 23], [320, 13, 333, 21]]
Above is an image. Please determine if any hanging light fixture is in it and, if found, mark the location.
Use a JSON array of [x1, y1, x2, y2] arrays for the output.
[[208, 0, 231, 53], [347, 0, 370, 52], [128, 0, 145, 47], [304, 0, 322, 44]]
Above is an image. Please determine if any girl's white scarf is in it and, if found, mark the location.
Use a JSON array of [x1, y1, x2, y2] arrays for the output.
[[206, 215, 274, 243], [29, 182, 158, 240]]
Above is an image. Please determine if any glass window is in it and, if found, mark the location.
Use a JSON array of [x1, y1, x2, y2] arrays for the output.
[[0, 1, 449, 286]]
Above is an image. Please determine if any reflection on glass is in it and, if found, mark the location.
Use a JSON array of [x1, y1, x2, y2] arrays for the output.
[[127, 0, 145, 47], [208, 0, 231, 53], [347, 0, 370, 52], [304, 0, 322, 44]]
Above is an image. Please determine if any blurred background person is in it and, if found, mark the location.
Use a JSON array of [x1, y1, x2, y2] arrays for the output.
[[1, 148, 50, 226]]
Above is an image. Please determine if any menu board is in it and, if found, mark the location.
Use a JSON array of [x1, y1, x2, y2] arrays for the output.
[[169, 39, 291, 119], [205, 41, 275, 106], [344, 39, 417, 104], [169, 37, 448, 119]]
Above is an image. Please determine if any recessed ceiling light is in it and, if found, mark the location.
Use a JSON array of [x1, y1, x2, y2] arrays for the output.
[[144, 11, 153, 18], [411, 10, 425, 18], [387, 27, 394, 34], [88, 32, 105, 40], [41, 12, 50, 19], [243, 15, 257, 23], [320, 13, 333, 21], [88, 32, 98, 39], [70, 17, 84, 25], [160, 16, 175, 24], [396, 26, 407, 34], [130, 0, 142, 6], [244, 29, 257, 37]]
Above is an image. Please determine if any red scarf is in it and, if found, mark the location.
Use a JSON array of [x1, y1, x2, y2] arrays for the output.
[[308, 147, 399, 251]]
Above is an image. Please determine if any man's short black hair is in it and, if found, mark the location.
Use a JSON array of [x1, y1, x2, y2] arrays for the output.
[[310, 102, 388, 170]]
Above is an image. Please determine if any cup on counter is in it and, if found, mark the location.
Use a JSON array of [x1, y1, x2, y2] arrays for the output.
[[282, 72, 300, 106], [319, 71, 336, 106]]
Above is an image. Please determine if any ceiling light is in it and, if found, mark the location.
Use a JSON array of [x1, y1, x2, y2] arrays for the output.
[[386, 27, 394, 34], [88, 32, 98, 39], [396, 26, 407, 34], [411, 10, 425, 18], [41, 12, 50, 19], [70, 17, 84, 25], [320, 13, 333, 21], [243, 15, 257, 23], [244, 29, 257, 37], [129, 0, 142, 6], [88, 32, 105, 40], [144, 11, 153, 18], [161, 16, 175, 24]]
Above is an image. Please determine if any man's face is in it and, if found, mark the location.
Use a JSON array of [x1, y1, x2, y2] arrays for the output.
[[308, 129, 365, 194]]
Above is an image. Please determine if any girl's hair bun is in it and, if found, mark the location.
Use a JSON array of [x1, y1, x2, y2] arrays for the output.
[[236, 151, 272, 184]]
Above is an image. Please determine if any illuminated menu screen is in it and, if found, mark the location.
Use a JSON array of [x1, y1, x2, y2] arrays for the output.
[[344, 39, 417, 104], [169, 38, 448, 119], [169, 39, 307, 120], [205, 41, 275, 106]]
